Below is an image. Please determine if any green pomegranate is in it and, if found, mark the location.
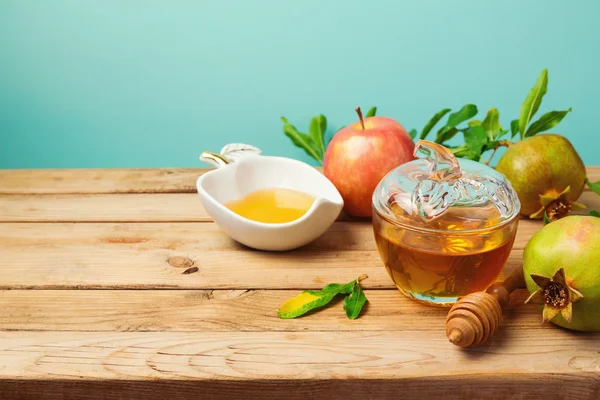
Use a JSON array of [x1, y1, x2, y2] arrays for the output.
[[496, 134, 587, 220], [523, 215, 600, 331]]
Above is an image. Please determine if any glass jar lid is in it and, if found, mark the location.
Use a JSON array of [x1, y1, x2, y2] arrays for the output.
[[372, 140, 520, 232]]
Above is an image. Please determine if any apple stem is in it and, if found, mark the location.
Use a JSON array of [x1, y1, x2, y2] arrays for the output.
[[355, 107, 365, 130]]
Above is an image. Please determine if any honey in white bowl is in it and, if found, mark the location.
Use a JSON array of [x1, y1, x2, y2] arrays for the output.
[[197, 149, 344, 251], [225, 188, 316, 224]]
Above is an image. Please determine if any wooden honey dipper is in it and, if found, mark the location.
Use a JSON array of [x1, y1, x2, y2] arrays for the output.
[[446, 267, 525, 348]]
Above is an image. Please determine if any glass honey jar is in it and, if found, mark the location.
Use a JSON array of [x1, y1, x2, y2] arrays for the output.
[[372, 140, 521, 306]]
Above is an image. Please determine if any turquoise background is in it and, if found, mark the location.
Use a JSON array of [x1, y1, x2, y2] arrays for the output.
[[1, 0, 599, 169]]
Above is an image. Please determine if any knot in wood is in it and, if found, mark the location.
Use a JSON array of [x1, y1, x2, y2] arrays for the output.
[[168, 256, 194, 268]]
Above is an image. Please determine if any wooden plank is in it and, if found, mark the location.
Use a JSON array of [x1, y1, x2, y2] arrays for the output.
[[0, 289, 562, 332], [0, 194, 354, 223], [0, 221, 536, 289], [0, 168, 203, 194], [0, 376, 596, 400], [587, 165, 600, 181], [0, 245, 405, 289], [0, 219, 544, 251], [0, 193, 209, 222], [1, 188, 598, 223], [0, 166, 598, 195], [0, 331, 597, 400]]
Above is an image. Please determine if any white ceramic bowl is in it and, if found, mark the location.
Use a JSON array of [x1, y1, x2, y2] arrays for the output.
[[196, 146, 343, 251]]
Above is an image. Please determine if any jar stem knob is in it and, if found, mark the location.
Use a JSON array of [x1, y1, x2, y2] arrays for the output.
[[414, 140, 462, 181]]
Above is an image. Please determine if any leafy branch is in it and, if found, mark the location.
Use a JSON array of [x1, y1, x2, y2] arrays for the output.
[[411, 68, 573, 165]]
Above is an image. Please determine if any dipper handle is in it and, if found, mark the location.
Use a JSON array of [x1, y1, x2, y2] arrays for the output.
[[445, 268, 525, 348]]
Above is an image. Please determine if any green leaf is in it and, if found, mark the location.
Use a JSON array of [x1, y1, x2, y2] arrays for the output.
[[320, 281, 356, 295], [277, 291, 336, 319], [586, 178, 600, 196], [436, 104, 478, 142], [543, 212, 551, 225], [525, 108, 572, 137], [468, 120, 481, 127], [519, 68, 548, 139], [589, 210, 600, 218], [278, 275, 367, 319], [482, 139, 501, 154], [420, 108, 451, 140], [510, 119, 520, 138], [365, 107, 377, 118], [281, 117, 323, 164], [450, 144, 469, 157], [463, 125, 488, 161], [343, 284, 368, 320], [481, 108, 503, 140], [409, 129, 417, 140], [446, 104, 479, 127], [497, 129, 510, 139], [309, 114, 327, 158], [436, 127, 461, 144]]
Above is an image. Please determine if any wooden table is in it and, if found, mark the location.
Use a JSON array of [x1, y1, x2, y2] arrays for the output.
[[1, 167, 599, 399]]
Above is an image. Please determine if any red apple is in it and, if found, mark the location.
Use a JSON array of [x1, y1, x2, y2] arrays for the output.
[[323, 108, 415, 217]]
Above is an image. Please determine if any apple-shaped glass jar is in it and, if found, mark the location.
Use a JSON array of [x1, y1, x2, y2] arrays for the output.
[[372, 140, 521, 306]]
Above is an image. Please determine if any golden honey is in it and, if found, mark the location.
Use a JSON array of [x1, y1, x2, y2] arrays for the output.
[[373, 206, 518, 306], [371, 140, 521, 306], [225, 188, 315, 223]]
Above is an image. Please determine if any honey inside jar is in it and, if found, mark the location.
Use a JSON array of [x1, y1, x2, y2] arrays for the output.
[[225, 188, 315, 223], [371, 140, 521, 307], [373, 204, 518, 307]]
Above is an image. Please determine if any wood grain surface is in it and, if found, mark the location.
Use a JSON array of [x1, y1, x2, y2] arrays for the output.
[[0, 220, 540, 289], [0, 376, 596, 400], [1, 167, 599, 400], [0, 168, 202, 194], [0, 193, 209, 222], [1, 166, 599, 194], [0, 288, 545, 332], [0, 331, 598, 399], [1, 188, 597, 223]]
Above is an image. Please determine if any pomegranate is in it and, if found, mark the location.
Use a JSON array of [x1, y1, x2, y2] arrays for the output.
[[523, 215, 600, 331], [496, 134, 587, 220]]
